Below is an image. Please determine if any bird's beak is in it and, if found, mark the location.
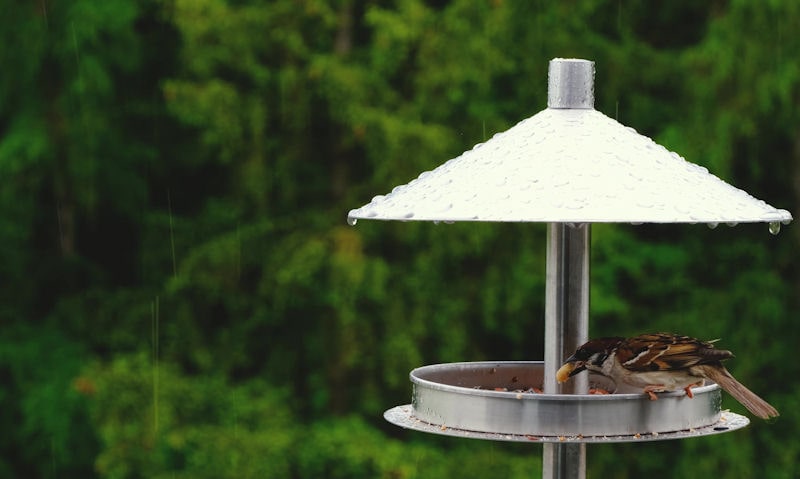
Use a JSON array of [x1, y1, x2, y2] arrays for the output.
[[556, 358, 586, 383]]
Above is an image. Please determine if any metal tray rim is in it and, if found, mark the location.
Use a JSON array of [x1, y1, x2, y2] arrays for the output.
[[410, 360, 719, 400], [407, 361, 724, 437], [385, 405, 750, 443]]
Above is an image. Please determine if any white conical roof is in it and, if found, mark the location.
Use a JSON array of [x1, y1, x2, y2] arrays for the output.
[[348, 60, 792, 226]]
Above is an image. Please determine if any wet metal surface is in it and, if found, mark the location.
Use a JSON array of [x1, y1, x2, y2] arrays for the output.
[[384, 405, 749, 444], [348, 105, 792, 225], [404, 362, 732, 439]]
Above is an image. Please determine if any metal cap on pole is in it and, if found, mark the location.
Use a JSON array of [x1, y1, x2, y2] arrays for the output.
[[548, 58, 595, 109]]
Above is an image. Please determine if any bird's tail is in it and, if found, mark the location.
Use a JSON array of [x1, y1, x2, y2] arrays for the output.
[[697, 365, 779, 419]]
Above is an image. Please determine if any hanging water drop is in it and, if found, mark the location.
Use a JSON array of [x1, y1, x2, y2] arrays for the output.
[[707, 222, 718, 229], [769, 221, 781, 235], [347, 215, 358, 226]]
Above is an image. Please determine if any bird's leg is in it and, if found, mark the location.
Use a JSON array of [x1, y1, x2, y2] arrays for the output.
[[643, 385, 664, 401], [683, 380, 704, 399]]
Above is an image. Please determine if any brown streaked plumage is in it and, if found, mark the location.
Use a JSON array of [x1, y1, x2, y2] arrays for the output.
[[556, 333, 779, 419]]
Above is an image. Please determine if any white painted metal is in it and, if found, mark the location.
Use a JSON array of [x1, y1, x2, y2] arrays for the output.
[[348, 60, 791, 226]]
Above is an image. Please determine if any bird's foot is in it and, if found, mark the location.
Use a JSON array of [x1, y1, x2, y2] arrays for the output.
[[643, 385, 665, 401], [683, 380, 704, 399]]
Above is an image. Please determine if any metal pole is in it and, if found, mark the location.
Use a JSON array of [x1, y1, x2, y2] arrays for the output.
[[542, 58, 594, 479], [543, 223, 590, 479]]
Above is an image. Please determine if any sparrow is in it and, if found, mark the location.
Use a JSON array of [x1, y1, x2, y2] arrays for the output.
[[555, 332, 779, 419]]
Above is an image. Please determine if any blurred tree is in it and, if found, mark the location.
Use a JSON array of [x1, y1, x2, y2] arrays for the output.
[[0, 324, 97, 477], [86, 352, 296, 479], [0, 0, 162, 320]]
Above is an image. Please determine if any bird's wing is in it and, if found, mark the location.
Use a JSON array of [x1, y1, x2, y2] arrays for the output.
[[617, 333, 733, 372]]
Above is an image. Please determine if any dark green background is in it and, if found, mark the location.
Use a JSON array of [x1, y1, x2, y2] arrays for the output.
[[1, 0, 798, 477]]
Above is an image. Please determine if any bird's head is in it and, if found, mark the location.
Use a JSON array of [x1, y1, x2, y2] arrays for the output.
[[556, 337, 624, 383]]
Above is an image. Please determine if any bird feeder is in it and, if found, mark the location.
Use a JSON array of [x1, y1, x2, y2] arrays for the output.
[[347, 58, 792, 479]]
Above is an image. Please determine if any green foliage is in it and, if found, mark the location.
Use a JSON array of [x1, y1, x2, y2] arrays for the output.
[[86, 352, 296, 479], [1, 0, 798, 477], [297, 417, 538, 479], [0, 324, 97, 478], [87, 353, 541, 479]]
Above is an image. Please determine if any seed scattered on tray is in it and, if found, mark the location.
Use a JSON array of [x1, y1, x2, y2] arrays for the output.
[[480, 385, 609, 394]]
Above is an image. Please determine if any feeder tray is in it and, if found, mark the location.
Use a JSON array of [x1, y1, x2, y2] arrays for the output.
[[383, 362, 749, 443]]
